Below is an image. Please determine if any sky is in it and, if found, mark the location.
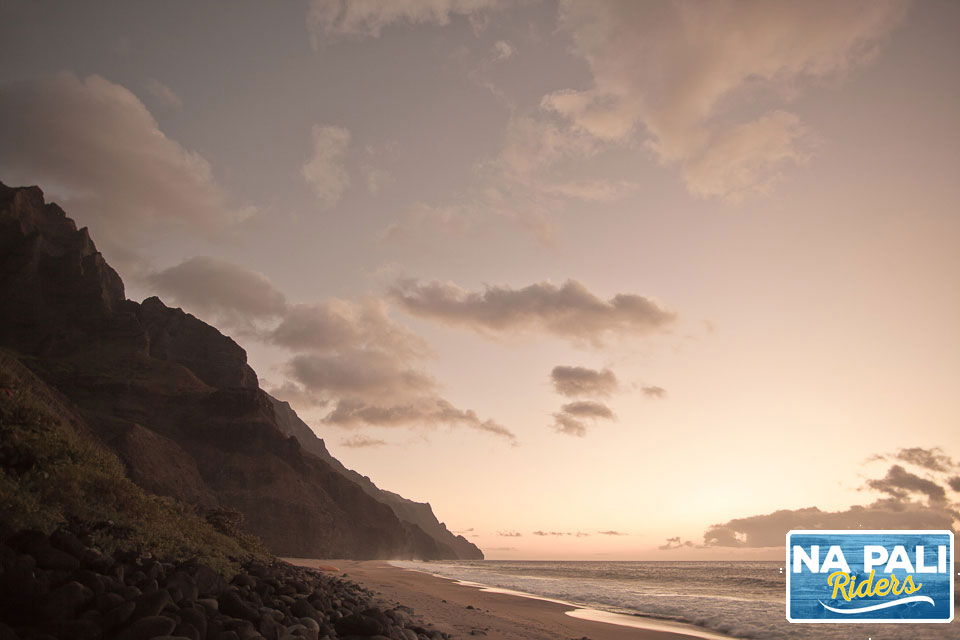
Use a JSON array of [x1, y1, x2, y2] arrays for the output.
[[1, 0, 959, 560]]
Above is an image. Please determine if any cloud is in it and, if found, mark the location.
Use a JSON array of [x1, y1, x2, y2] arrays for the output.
[[143, 78, 183, 110], [598, 530, 626, 536], [659, 536, 695, 551], [498, 531, 522, 537], [866, 464, 947, 504], [391, 278, 675, 346], [323, 397, 516, 443], [139, 275, 515, 448], [551, 399, 615, 437], [689, 453, 960, 549], [893, 447, 956, 472], [0, 72, 244, 269], [559, 400, 614, 420], [641, 385, 666, 398], [551, 413, 587, 437], [545, 0, 908, 201], [271, 299, 428, 359], [269, 295, 513, 442], [286, 350, 436, 399], [307, 0, 507, 42], [702, 499, 956, 548], [550, 366, 619, 397], [492, 40, 514, 61], [266, 380, 329, 409], [339, 435, 387, 448], [532, 531, 570, 537], [950, 477, 960, 492], [147, 256, 287, 326], [302, 124, 351, 207]]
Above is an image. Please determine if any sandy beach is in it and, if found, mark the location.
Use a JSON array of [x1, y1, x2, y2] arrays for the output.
[[285, 559, 730, 640]]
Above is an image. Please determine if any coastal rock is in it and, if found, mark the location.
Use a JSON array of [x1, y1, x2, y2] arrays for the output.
[[0, 184, 477, 562], [116, 615, 178, 640]]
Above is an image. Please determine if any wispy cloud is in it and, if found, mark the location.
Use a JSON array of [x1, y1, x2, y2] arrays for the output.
[[391, 278, 675, 347], [340, 435, 387, 448], [551, 366, 618, 397], [302, 124, 351, 207]]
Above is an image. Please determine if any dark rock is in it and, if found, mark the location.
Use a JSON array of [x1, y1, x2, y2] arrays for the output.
[[193, 565, 227, 598], [35, 547, 81, 571], [73, 569, 106, 595], [97, 592, 125, 611], [233, 574, 256, 589], [179, 607, 207, 640], [50, 530, 88, 559], [37, 618, 100, 640], [102, 601, 137, 631], [116, 615, 177, 640], [219, 591, 260, 623], [174, 623, 201, 640], [289, 599, 319, 620], [133, 590, 172, 619], [7, 530, 50, 556], [40, 580, 94, 619], [334, 613, 384, 637]]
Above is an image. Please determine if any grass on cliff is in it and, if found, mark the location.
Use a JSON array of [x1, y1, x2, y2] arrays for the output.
[[0, 369, 268, 577]]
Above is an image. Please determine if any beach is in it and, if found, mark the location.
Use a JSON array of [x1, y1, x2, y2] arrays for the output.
[[286, 559, 728, 640]]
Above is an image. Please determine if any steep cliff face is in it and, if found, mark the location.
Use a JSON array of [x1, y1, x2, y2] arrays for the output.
[[270, 397, 483, 559], [0, 182, 482, 560]]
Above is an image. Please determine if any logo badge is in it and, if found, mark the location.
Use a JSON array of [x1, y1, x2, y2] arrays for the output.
[[786, 530, 954, 623]]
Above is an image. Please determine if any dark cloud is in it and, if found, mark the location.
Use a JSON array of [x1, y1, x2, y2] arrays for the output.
[[339, 435, 387, 448], [498, 531, 522, 537], [271, 299, 428, 358], [866, 464, 947, 504], [949, 477, 960, 492], [323, 397, 516, 443], [551, 413, 587, 437], [390, 279, 675, 346], [560, 401, 615, 420], [0, 72, 245, 271], [575, 532, 590, 537], [263, 296, 513, 443], [532, 531, 569, 537], [642, 385, 666, 398], [702, 499, 957, 548], [692, 457, 959, 548], [659, 537, 695, 550], [550, 366, 618, 397], [598, 530, 626, 536], [147, 256, 287, 324], [893, 447, 955, 472], [551, 399, 615, 437], [286, 351, 436, 399]]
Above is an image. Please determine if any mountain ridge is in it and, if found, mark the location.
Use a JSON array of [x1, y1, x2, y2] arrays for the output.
[[0, 181, 482, 560]]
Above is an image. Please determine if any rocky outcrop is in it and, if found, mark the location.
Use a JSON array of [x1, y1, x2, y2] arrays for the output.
[[0, 182, 482, 560], [270, 398, 484, 559], [0, 529, 451, 640]]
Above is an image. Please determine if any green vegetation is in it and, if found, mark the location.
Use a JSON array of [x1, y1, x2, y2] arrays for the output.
[[0, 366, 268, 576]]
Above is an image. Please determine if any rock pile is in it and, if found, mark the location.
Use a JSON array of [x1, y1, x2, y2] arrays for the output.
[[0, 529, 449, 640]]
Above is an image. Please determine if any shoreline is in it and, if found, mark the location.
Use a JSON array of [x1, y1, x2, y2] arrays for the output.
[[285, 558, 737, 640]]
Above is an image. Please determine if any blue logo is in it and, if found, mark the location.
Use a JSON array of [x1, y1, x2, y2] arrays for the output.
[[786, 530, 954, 623]]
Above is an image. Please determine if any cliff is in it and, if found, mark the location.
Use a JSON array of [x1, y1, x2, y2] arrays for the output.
[[0, 182, 482, 560]]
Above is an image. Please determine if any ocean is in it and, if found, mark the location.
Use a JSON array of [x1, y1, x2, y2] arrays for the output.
[[389, 560, 959, 640]]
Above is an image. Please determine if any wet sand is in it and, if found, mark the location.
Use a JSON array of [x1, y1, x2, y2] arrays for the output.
[[284, 559, 732, 640]]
